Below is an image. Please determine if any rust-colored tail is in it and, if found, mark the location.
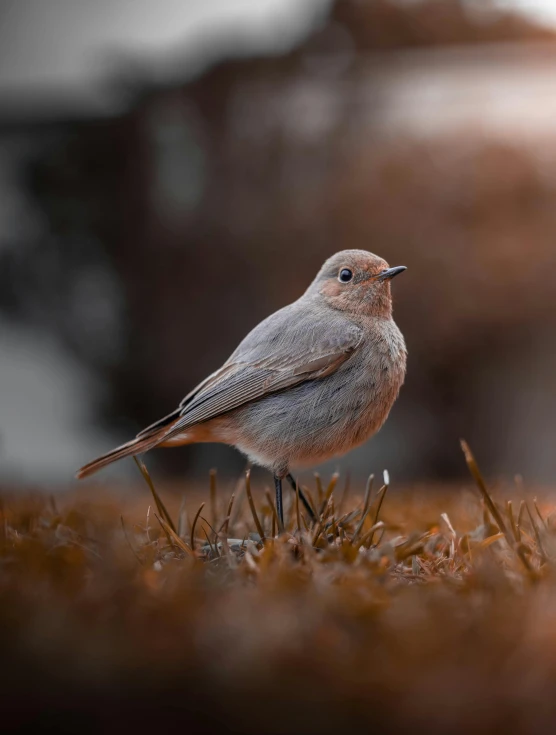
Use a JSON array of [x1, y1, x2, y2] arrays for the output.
[[76, 410, 181, 479], [76, 433, 164, 479]]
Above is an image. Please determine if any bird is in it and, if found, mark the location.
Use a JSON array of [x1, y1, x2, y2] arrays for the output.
[[77, 250, 407, 529]]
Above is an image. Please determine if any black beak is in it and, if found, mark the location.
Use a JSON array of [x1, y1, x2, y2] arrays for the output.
[[377, 266, 407, 281]]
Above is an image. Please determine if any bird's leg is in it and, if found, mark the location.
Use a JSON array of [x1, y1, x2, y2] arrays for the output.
[[286, 473, 316, 522], [274, 475, 284, 533]]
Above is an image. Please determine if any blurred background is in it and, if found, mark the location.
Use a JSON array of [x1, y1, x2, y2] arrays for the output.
[[2, 0, 556, 487]]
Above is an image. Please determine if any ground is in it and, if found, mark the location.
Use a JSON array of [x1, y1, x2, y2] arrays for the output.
[[1, 446, 556, 734]]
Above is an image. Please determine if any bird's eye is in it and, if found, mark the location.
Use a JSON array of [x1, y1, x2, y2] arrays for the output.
[[338, 268, 353, 283]]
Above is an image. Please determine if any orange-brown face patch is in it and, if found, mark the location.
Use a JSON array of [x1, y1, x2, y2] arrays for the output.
[[321, 255, 389, 295], [306, 250, 397, 317], [315, 252, 394, 317], [320, 279, 345, 299]]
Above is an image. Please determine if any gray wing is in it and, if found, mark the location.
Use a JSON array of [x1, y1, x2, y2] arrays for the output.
[[159, 300, 363, 437]]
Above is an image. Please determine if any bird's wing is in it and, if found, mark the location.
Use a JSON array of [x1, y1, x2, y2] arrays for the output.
[[77, 302, 362, 479], [156, 302, 363, 439]]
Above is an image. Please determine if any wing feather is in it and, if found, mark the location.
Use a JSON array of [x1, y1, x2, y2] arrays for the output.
[[164, 328, 362, 438], [144, 301, 364, 442]]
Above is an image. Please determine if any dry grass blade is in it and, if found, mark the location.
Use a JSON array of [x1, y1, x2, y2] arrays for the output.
[[245, 470, 265, 541], [482, 500, 490, 527], [190, 502, 206, 551], [134, 457, 177, 534], [534, 498, 547, 529], [156, 515, 194, 557], [265, 488, 282, 535], [328, 502, 338, 540], [395, 536, 425, 561], [337, 471, 351, 515], [460, 441, 508, 536], [507, 500, 520, 543], [368, 481, 389, 547], [514, 541, 538, 580], [318, 472, 340, 517], [311, 516, 325, 547], [155, 512, 177, 550], [314, 473, 324, 506], [525, 502, 548, 565], [303, 488, 318, 526], [221, 494, 235, 535], [373, 478, 389, 525], [202, 527, 219, 558], [517, 499, 526, 532], [229, 469, 248, 529], [359, 521, 386, 548], [199, 516, 221, 545], [328, 496, 336, 525], [440, 512, 456, 558], [294, 478, 301, 534], [287, 477, 316, 522], [209, 469, 218, 526], [351, 473, 374, 545], [475, 532, 505, 550]]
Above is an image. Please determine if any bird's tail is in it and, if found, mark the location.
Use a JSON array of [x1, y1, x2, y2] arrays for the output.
[[76, 410, 181, 479]]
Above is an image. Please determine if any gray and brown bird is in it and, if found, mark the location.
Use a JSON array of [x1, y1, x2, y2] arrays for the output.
[[77, 250, 407, 527]]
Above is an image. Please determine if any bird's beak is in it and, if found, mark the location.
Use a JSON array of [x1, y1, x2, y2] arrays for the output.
[[377, 266, 407, 281]]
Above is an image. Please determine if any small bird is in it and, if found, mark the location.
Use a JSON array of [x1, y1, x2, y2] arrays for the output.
[[77, 250, 407, 527]]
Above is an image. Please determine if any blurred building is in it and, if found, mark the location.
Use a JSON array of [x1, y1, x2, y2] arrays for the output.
[[2, 0, 556, 486]]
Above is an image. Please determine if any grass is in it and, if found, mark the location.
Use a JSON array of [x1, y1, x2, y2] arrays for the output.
[[2, 443, 556, 734]]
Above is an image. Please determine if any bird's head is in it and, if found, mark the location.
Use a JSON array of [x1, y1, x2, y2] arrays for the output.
[[307, 250, 406, 318]]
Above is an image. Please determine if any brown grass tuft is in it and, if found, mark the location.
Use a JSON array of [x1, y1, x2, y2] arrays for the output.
[[2, 445, 556, 733]]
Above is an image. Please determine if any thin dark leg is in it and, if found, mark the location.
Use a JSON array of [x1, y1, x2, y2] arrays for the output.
[[274, 475, 284, 532], [286, 473, 316, 521]]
